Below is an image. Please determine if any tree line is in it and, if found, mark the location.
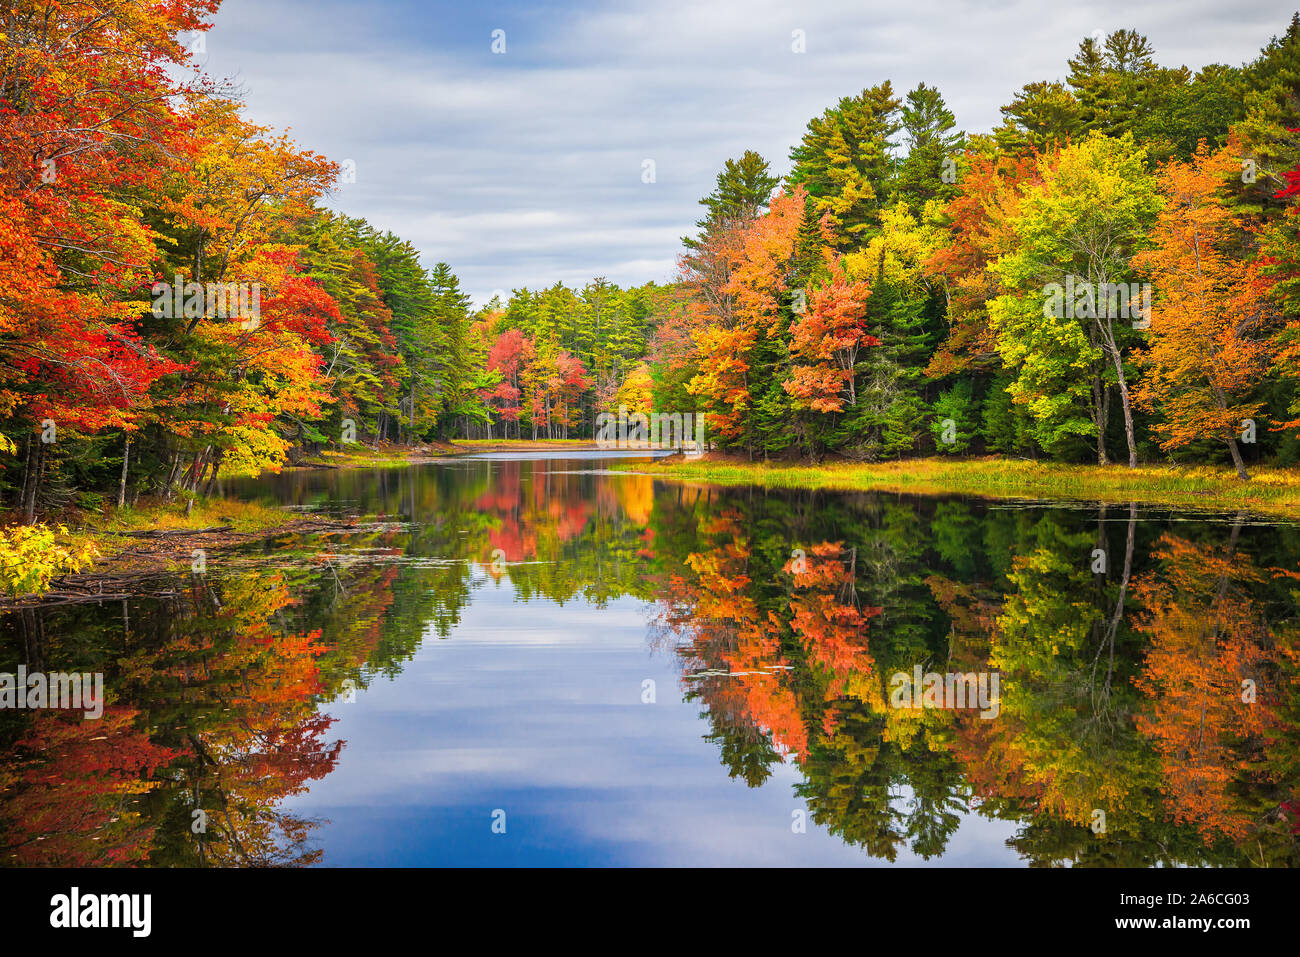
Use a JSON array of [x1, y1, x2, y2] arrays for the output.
[[8, 7, 1300, 527], [644, 18, 1300, 478], [1, 2, 501, 518]]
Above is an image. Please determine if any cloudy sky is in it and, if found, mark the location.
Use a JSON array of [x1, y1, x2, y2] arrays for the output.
[[199, 0, 1294, 307], [288, 579, 1021, 865]]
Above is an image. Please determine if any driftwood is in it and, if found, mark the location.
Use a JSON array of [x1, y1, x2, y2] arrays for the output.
[[1, 517, 360, 608], [15, 590, 181, 606], [101, 525, 230, 538], [3, 571, 182, 607]]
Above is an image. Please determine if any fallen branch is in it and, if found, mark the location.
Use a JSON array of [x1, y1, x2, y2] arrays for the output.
[[101, 526, 230, 538]]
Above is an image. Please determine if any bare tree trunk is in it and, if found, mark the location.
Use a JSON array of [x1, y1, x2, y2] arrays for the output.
[[117, 435, 131, 508], [177, 455, 193, 493], [17, 435, 32, 519], [22, 438, 42, 524], [166, 452, 183, 500], [1093, 377, 1108, 465], [204, 450, 223, 496], [1226, 432, 1250, 481], [30, 440, 46, 523], [1210, 381, 1250, 481], [192, 447, 212, 493], [1103, 319, 1138, 468]]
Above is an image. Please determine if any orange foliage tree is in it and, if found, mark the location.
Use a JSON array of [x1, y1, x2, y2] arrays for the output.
[[1132, 141, 1272, 480], [785, 256, 876, 412]]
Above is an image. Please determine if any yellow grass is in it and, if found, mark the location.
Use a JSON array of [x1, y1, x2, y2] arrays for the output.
[[288, 439, 598, 469], [621, 456, 1300, 516], [451, 439, 597, 448], [68, 497, 300, 561], [88, 497, 290, 534]]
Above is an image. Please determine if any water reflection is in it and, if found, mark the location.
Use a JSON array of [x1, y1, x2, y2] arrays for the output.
[[2, 455, 1298, 866]]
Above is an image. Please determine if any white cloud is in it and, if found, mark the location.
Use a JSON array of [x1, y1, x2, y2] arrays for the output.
[[202, 0, 1291, 306]]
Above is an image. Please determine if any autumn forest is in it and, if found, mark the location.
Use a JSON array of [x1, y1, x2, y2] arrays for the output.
[[9, 7, 1300, 523], [3, 0, 1300, 884]]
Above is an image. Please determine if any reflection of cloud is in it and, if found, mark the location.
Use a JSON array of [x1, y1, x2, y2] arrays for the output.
[[287, 588, 1020, 865], [204, 0, 1278, 306]]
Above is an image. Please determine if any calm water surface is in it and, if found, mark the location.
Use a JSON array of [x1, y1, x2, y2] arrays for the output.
[[3, 452, 1299, 866]]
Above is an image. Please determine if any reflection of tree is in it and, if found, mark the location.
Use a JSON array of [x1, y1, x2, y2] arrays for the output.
[[787, 542, 879, 682], [1133, 519, 1296, 863], [652, 489, 1300, 865], [985, 508, 1164, 857], [0, 569, 351, 866], [652, 493, 977, 860], [669, 508, 807, 759], [1094, 504, 1136, 714], [5, 462, 1300, 867], [112, 572, 344, 867], [0, 709, 176, 866], [473, 461, 657, 607]]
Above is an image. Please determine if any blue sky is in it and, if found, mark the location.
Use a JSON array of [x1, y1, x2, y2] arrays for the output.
[[200, 0, 1294, 307]]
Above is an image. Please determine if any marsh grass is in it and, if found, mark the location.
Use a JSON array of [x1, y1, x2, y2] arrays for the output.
[[91, 497, 290, 534], [289, 439, 595, 469], [66, 497, 300, 562], [622, 456, 1300, 517], [451, 439, 596, 448]]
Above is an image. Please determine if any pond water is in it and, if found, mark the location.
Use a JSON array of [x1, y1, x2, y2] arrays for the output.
[[3, 452, 1298, 866]]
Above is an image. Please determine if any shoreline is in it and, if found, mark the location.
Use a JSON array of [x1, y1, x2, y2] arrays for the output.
[[2, 440, 606, 604], [618, 454, 1300, 518], [2, 498, 363, 607], [284, 439, 604, 470], [14, 445, 1300, 605]]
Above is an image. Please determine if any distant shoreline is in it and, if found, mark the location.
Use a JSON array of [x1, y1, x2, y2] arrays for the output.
[[285, 439, 607, 470]]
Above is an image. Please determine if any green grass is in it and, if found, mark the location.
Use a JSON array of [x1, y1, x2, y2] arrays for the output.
[[619, 456, 1300, 516]]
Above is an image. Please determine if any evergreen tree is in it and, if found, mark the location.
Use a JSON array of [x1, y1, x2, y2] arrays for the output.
[[788, 83, 902, 249], [994, 81, 1084, 154], [1066, 30, 1159, 139], [686, 149, 780, 249], [1240, 14, 1300, 196], [429, 262, 485, 438], [894, 83, 965, 209]]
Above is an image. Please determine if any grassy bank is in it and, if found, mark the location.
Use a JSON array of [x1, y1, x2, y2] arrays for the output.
[[286, 438, 600, 470], [287, 442, 453, 470], [451, 439, 600, 452], [88, 497, 303, 539], [72, 497, 327, 568], [620, 456, 1300, 517], [1, 496, 336, 603]]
